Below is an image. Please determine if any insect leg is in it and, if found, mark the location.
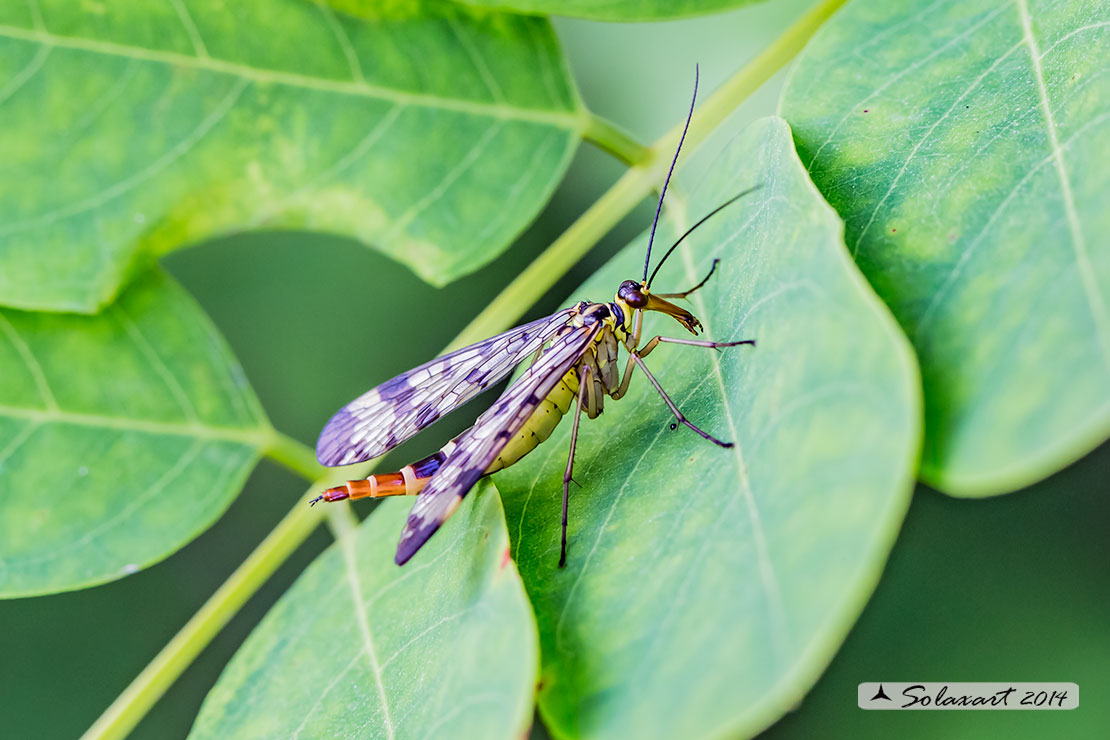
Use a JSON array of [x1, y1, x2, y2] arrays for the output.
[[630, 353, 733, 448], [610, 312, 646, 402], [579, 349, 605, 418], [610, 353, 638, 401], [637, 335, 755, 358], [528, 343, 545, 369], [611, 334, 754, 402], [655, 259, 720, 299], [560, 364, 592, 568]]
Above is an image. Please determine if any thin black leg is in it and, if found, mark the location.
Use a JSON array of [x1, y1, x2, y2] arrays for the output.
[[639, 335, 755, 357], [561, 366, 591, 567], [631, 353, 733, 448]]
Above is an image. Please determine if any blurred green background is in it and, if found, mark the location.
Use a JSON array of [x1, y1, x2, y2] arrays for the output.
[[1, 1, 1106, 737]]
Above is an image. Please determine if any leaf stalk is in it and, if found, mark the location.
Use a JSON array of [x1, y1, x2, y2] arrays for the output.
[[264, 430, 328, 481], [584, 113, 653, 165], [79, 489, 330, 740]]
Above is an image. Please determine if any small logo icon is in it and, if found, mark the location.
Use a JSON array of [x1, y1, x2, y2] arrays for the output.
[[870, 684, 892, 702]]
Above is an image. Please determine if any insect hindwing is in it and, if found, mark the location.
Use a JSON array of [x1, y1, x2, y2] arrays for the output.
[[394, 323, 601, 565]]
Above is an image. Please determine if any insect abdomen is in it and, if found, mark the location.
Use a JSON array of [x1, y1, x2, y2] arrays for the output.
[[316, 441, 456, 502], [486, 367, 579, 474]]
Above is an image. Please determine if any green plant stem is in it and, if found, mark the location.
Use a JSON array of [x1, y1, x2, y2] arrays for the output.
[[79, 485, 332, 740], [81, 4, 845, 737], [450, 0, 844, 353], [584, 113, 652, 165], [447, 166, 652, 352], [264, 429, 328, 481]]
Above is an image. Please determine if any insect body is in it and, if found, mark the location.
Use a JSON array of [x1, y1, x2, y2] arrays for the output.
[[313, 68, 757, 566]]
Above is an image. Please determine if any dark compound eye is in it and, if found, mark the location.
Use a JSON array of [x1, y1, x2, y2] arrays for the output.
[[617, 280, 648, 308]]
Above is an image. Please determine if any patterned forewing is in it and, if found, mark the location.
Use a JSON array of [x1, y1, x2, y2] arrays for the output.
[[394, 324, 601, 565], [316, 309, 575, 466]]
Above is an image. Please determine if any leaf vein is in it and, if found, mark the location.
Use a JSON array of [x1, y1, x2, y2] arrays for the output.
[[527, 21, 561, 108], [0, 76, 249, 237], [380, 605, 475, 670], [111, 302, 201, 424], [915, 113, 1110, 341], [381, 121, 506, 244], [27, 0, 45, 31], [635, 490, 742, 679], [470, 129, 566, 248], [0, 314, 58, 410], [751, 381, 874, 453], [0, 419, 40, 470], [248, 103, 406, 228], [554, 422, 661, 656], [0, 25, 582, 126], [446, 15, 505, 103], [314, 0, 364, 83], [677, 208, 792, 658], [60, 59, 140, 140], [416, 692, 505, 740], [336, 520, 396, 740], [514, 419, 566, 561], [808, 0, 1011, 169], [850, 39, 1025, 257], [0, 39, 50, 107], [289, 648, 366, 740], [1038, 20, 1110, 59], [6, 437, 207, 569], [1017, 0, 1110, 371], [167, 0, 209, 59], [0, 404, 267, 445], [366, 525, 482, 608]]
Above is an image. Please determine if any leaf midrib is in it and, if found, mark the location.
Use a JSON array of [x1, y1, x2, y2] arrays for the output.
[[0, 404, 268, 446], [673, 202, 792, 661], [333, 510, 396, 740], [0, 24, 585, 128], [1015, 0, 1110, 372]]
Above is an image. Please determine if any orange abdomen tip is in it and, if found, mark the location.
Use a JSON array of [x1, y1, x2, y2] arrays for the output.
[[309, 447, 449, 507], [311, 485, 350, 504]]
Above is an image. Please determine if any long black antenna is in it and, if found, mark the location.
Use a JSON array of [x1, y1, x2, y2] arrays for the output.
[[646, 184, 762, 288], [642, 64, 698, 283]]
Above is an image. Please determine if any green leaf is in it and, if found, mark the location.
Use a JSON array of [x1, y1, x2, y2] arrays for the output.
[[451, 0, 762, 21], [493, 117, 920, 740], [190, 490, 538, 740], [0, 1, 581, 313], [0, 269, 268, 597], [779, 0, 1110, 494]]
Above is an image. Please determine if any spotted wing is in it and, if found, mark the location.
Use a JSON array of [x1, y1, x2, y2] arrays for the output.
[[394, 323, 601, 565], [316, 309, 576, 466]]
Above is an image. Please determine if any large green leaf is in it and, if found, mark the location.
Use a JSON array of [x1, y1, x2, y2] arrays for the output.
[[0, 269, 268, 597], [452, 0, 761, 22], [494, 117, 920, 739], [779, 0, 1110, 494], [191, 489, 538, 740], [0, 0, 581, 313]]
